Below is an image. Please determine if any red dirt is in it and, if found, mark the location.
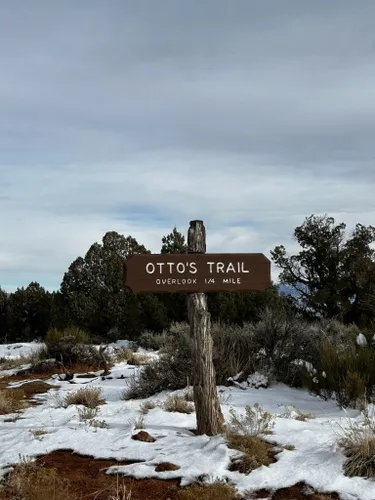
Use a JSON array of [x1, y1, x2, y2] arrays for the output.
[[0, 450, 343, 500], [252, 482, 340, 500], [33, 450, 181, 500], [0, 361, 110, 383], [0, 373, 51, 384]]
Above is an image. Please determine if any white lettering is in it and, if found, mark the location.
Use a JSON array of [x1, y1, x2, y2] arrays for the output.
[[157, 262, 165, 273], [167, 262, 174, 273], [189, 262, 198, 274], [204, 261, 250, 274], [207, 262, 214, 273], [154, 278, 197, 285], [222, 277, 241, 284], [217, 262, 225, 273], [226, 263, 236, 273], [176, 262, 185, 273], [241, 262, 249, 273], [146, 263, 155, 274]]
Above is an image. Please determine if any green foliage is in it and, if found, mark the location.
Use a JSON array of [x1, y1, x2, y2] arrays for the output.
[[137, 330, 169, 350], [45, 326, 90, 344], [44, 326, 107, 367], [211, 323, 256, 384], [60, 231, 170, 340], [161, 226, 187, 254], [122, 323, 193, 399], [5, 282, 53, 342], [271, 214, 375, 327], [304, 338, 375, 407]]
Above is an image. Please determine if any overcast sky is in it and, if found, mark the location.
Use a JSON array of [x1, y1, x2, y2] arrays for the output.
[[1, 0, 375, 292]]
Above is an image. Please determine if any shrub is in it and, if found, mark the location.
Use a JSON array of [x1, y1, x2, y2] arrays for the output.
[[45, 326, 90, 344], [127, 353, 151, 365], [77, 406, 99, 421], [115, 347, 134, 363], [212, 323, 256, 384], [252, 308, 321, 386], [45, 328, 110, 368], [137, 330, 169, 351], [304, 339, 375, 407], [123, 321, 258, 399], [62, 387, 103, 409], [140, 401, 157, 414], [337, 408, 375, 478], [163, 394, 194, 414], [123, 324, 193, 399], [228, 404, 275, 436]]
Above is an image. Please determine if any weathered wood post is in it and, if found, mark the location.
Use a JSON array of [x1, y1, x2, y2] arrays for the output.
[[187, 220, 224, 436]]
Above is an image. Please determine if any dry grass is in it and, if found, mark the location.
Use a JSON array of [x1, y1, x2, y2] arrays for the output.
[[61, 387, 103, 409], [139, 400, 157, 414], [29, 428, 48, 440], [127, 353, 151, 366], [163, 394, 194, 414], [229, 403, 275, 437], [283, 444, 296, 451], [77, 406, 99, 421], [0, 388, 28, 414], [280, 405, 314, 422], [227, 432, 273, 474], [45, 326, 89, 344], [178, 479, 240, 500], [183, 386, 194, 402], [336, 408, 375, 478], [1, 456, 77, 500], [133, 415, 145, 429], [115, 348, 135, 363], [295, 411, 314, 422], [16, 381, 56, 398], [107, 475, 133, 500]]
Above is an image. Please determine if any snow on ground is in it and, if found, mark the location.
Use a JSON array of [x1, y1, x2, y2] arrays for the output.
[[0, 342, 375, 500], [0, 341, 43, 359]]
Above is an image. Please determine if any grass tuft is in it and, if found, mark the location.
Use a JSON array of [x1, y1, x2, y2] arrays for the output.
[[163, 394, 194, 414], [0, 388, 28, 414], [3, 456, 77, 500], [227, 433, 273, 474], [337, 407, 375, 478], [61, 387, 103, 409], [139, 400, 157, 414]]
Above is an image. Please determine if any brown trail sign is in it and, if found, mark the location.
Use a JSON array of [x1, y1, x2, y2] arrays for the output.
[[123, 220, 271, 437], [124, 253, 270, 294]]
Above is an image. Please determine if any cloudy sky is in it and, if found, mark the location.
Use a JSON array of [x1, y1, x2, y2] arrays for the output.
[[1, 1, 375, 292]]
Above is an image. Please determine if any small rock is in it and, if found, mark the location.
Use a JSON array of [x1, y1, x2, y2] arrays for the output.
[[132, 431, 155, 442], [155, 462, 180, 472]]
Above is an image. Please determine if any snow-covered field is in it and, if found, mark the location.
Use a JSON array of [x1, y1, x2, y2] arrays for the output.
[[0, 341, 374, 500]]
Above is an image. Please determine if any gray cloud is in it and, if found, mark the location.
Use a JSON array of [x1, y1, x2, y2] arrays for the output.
[[1, 0, 375, 290]]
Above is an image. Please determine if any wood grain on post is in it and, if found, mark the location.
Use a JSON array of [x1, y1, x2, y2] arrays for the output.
[[187, 220, 224, 436]]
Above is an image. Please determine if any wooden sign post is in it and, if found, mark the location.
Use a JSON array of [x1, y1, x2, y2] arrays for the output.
[[186, 220, 224, 435], [124, 220, 271, 436]]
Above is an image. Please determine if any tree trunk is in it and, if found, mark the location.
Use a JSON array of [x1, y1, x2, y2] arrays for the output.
[[187, 220, 224, 436]]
